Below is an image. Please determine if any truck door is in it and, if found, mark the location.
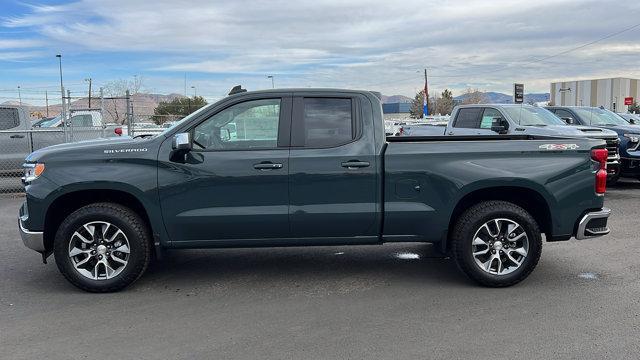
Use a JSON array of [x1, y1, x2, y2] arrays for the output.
[[448, 107, 498, 135], [288, 94, 379, 241], [158, 96, 292, 243]]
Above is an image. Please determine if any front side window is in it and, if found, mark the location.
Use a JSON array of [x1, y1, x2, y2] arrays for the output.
[[553, 109, 574, 121], [480, 108, 502, 129], [293, 98, 353, 147], [454, 108, 482, 128], [69, 115, 93, 127], [193, 98, 280, 150]]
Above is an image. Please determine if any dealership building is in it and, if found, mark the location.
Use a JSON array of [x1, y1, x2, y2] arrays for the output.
[[550, 77, 639, 112]]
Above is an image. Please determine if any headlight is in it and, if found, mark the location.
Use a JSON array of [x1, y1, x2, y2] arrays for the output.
[[624, 134, 640, 143], [22, 163, 45, 183]]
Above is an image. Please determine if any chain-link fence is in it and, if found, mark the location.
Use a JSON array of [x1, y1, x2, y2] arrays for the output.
[[1, 86, 200, 193], [0, 92, 135, 193]]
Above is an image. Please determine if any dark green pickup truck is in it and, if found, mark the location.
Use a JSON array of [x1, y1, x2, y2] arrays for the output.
[[19, 88, 611, 292]]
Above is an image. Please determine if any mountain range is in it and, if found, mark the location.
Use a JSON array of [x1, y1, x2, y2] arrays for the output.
[[3, 91, 551, 120], [453, 92, 550, 104], [380, 92, 550, 104]]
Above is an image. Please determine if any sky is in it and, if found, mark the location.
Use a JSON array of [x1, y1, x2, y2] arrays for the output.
[[1, 0, 640, 105]]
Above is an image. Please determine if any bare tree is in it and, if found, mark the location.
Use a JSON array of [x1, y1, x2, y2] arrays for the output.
[[102, 77, 145, 124], [460, 88, 488, 105]]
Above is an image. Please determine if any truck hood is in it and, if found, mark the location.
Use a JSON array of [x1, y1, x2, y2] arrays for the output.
[[592, 124, 640, 135], [25, 136, 153, 163], [534, 125, 618, 139]]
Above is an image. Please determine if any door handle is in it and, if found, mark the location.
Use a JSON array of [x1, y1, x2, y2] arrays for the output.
[[253, 162, 283, 170], [10, 134, 25, 139], [341, 160, 370, 169]]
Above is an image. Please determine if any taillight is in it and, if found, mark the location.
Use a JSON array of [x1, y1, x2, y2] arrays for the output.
[[591, 148, 608, 194], [114, 127, 122, 136]]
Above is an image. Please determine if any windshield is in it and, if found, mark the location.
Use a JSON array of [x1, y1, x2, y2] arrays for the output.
[[620, 113, 640, 123], [35, 115, 61, 127], [157, 105, 211, 137], [573, 108, 628, 126], [502, 106, 565, 126]]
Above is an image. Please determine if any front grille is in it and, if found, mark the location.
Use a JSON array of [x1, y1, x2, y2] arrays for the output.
[[603, 138, 619, 164]]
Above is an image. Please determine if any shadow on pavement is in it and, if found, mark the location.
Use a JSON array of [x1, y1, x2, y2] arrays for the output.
[[137, 243, 471, 290]]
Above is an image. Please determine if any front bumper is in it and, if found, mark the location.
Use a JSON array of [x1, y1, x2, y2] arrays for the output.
[[575, 208, 611, 240], [620, 157, 640, 177], [19, 217, 45, 252]]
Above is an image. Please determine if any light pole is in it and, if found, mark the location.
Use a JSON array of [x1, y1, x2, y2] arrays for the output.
[[17, 86, 21, 105], [191, 85, 197, 97], [267, 75, 275, 89], [56, 54, 66, 123], [85, 78, 92, 108]]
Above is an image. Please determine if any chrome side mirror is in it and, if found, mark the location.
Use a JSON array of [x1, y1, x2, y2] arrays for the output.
[[172, 132, 191, 151]]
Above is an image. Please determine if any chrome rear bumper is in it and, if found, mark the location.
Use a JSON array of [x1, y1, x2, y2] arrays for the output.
[[576, 208, 611, 240]]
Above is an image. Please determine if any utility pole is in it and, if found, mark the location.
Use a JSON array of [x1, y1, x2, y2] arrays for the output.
[[267, 75, 275, 89], [45, 90, 49, 117], [191, 85, 197, 97], [85, 78, 92, 108], [67, 90, 72, 115], [17, 86, 21, 105], [125, 90, 131, 135]]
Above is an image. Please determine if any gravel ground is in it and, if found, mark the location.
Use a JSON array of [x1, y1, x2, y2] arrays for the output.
[[1, 182, 639, 360]]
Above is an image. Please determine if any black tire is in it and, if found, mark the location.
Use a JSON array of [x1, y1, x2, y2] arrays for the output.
[[451, 200, 542, 287], [53, 202, 151, 292], [607, 174, 620, 186]]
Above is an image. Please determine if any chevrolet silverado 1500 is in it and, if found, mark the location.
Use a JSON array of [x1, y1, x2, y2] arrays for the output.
[[19, 88, 611, 292]]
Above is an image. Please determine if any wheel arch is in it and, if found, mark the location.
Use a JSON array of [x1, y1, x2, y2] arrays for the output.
[[43, 187, 157, 253], [444, 185, 553, 251]]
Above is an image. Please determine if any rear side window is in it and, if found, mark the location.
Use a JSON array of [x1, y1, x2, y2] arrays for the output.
[[0, 108, 20, 130], [293, 98, 354, 147], [454, 108, 482, 128]]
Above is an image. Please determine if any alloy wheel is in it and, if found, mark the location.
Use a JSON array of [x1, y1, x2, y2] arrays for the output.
[[471, 218, 529, 275]]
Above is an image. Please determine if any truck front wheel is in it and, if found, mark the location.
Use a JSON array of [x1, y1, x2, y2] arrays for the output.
[[451, 200, 542, 287], [53, 202, 151, 292]]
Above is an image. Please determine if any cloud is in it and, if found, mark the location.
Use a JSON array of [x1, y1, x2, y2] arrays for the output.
[[0, 50, 44, 61], [3, 0, 640, 95]]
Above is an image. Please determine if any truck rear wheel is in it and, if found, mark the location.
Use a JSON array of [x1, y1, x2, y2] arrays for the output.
[[53, 202, 151, 292], [451, 200, 542, 287]]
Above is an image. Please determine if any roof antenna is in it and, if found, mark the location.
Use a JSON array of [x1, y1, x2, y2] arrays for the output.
[[228, 85, 247, 96]]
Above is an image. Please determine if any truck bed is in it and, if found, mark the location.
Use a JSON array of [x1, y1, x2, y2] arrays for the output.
[[382, 136, 605, 243]]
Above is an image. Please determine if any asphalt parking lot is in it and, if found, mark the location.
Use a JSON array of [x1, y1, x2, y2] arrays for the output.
[[1, 183, 639, 360]]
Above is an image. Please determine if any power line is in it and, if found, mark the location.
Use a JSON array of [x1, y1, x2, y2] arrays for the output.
[[363, 21, 640, 87]]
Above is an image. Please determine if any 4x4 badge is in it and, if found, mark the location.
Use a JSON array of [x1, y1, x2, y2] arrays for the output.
[[539, 144, 579, 150]]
